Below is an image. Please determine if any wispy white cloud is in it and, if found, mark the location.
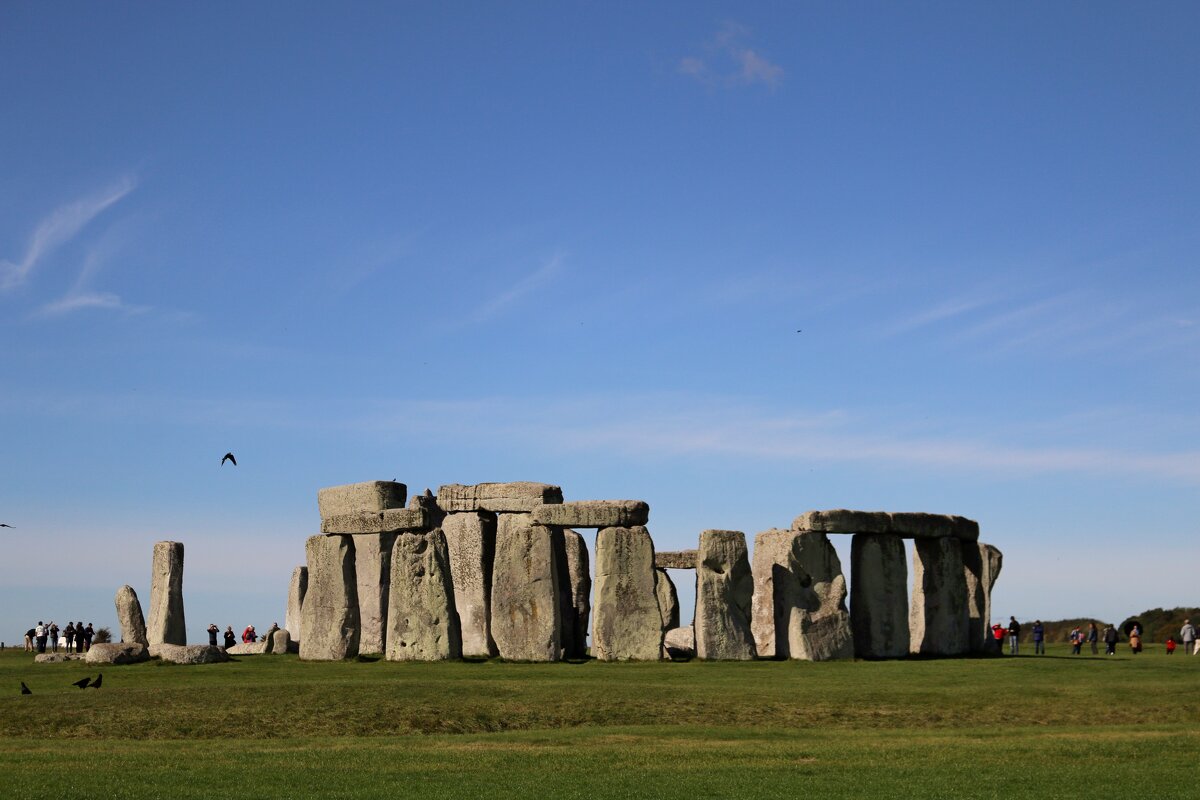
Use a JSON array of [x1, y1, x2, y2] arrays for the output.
[[679, 21, 783, 90], [35, 207, 149, 317], [470, 251, 565, 323], [0, 177, 136, 291]]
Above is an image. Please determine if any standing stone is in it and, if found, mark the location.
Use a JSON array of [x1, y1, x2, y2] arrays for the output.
[[751, 529, 800, 659], [114, 584, 148, 647], [490, 513, 561, 661], [963, 543, 987, 653], [983, 544, 1003, 596], [850, 534, 909, 658], [560, 529, 591, 659], [592, 526, 662, 661], [354, 532, 397, 654], [695, 530, 756, 660], [267, 628, 292, 655], [910, 537, 970, 656], [147, 541, 186, 653], [441, 511, 497, 658], [655, 569, 680, 631], [752, 529, 852, 661], [300, 534, 359, 661], [386, 530, 462, 661], [285, 566, 308, 643]]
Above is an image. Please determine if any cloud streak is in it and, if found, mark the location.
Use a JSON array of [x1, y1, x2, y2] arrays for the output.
[[469, 251, 564, 323], [0, 177, 136, 291], [679, 22, 783, 89]]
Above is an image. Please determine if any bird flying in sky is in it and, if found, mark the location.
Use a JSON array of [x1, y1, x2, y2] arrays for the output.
[[221, 452, 237, 466]]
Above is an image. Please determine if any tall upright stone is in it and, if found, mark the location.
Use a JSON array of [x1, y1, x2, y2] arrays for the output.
[[983, 544, 1003, 596], [752, 529, 852, 661], [850, 534, 909, 658], [695, 530, 756, 660], [300, 534, 359, 661], [114, 584, 148, 647], [285, 566, 308, 643], [147, 541, 186, 652], [962, 543, 988, 653], [910, 537, 970, 656], [655, 569, 680, 631], [441, 511, 497, 658], [354, 532, 397, 654], [386, 530, 462, 661], [560, 529, 591, 659], [490, 513, 561, 661], [751, 529, 797, 659], [592, 526, 662, 661]]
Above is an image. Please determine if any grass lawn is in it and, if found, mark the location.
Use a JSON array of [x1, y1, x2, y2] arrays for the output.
[[1, 644, 1195, 798]]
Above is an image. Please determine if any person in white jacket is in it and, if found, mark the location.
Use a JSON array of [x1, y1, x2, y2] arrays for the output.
[[1182, 619, 1197, 655]]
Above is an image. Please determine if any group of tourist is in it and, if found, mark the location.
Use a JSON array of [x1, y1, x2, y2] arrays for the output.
[[24, 621, 94, 654], [995, 618, 1200, 656], [203, 622, 280, 649]]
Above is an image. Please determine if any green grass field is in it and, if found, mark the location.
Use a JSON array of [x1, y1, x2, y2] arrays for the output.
[[1, 644, 1195, 798]]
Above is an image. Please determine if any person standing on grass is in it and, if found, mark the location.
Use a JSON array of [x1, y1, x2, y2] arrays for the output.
[[1104, 625, 1118, 655], [1032, 620, 1045, 655], [1130, 627, 1142, 654], [1008, 616, 1021, 655], [1181, 619, 1196, 655], [1069, 626, 1083, 655], [1166, 637, 1177, 655], [991, 623, 1006, 654], [1087, 622, 1099, 655]]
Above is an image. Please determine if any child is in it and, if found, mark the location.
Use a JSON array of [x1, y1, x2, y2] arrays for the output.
[[1166, 637, 1177, 655]]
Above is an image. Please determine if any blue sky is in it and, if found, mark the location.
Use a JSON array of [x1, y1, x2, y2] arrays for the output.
[[2, 3, 1198, 644]]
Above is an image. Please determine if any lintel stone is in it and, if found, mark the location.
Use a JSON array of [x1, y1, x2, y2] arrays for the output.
[[792, 509, 979, 541], [438, 482, 563, 513], [321, 507, 432, 534], [655, 550, 698, 570], [531, 500, 648, 528], [318, 481, 407, 520]]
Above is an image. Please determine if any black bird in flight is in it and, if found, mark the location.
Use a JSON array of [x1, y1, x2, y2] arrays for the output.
[[221, 452, 237, 466], [91, 673, 103, 689], [20, 682, 31, 695], [71, 676, 91, 689], [0, 523, 13, 528]]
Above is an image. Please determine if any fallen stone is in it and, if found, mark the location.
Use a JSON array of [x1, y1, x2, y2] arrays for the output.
[[910, 537, 970, 656], [792, 510, 979, 541], [285, 566, 308, 643], [663, 626, 695, 658], [225, 641, 268, 656], [155, 644, 230, 665], [850, 534, 909, 658], [300, 534, 360, 661], [354, 532, 397, 654], [654, 550, 698, 570], [531, 500, 649, 529], [34, 653, 85, 663], [655, 569, 680, 631], [115, 584, 148, 648], [147, 541, 187, 650], [321, 507, 432, 534], [438, 482, 563, 513], [441, 511, 497, 658], [560, 529, 591, 659], [695, 530, 756, 660], [592, 526, 662, 661], [85, 643, 148, 664], [489, 514, 561, 661], [386, 530, 462, 661], [268, 628, 292, 655], [317, 480, 407, 520]]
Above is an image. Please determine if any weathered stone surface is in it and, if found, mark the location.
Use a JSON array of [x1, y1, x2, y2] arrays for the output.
[[225, 641, 268, 656], [663, 626, 695, 658], [354, 532, 397, 654], [34, 653, 85, 663], [438, 482, 563, 513], [115, 584, 148, 647], [751, 529, 798, 659], [386, 530, 462, 661], [984, 544, 1003, 595], [560, 529, 591, 659], [695, 530, 756, 660], [300, 534, 360, 661], [156, 643, 230, 664], [441, 512, 497, 658], [655, 550, 698, 570], [267, 628, 292, 655], [317, 481, 407, 520], [792, 510, 979, 541], [910, 537, 970, 656], [532, 500, 649, 529], [978, 543, 1003, 650], [593, 526, 662, 661], [85, 643, 148, 664], [321, 508, 432, 534], [489, 514, 561, 661], [655, 569, 680, 631], [850, 534, 909, 658], [408, 491, 446, 527], [285, 566, 308, 643], [963, 543, 987, 653], [147, 541, 186, 650]]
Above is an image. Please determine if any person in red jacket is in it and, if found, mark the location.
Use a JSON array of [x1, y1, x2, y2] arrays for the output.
[[242, 625, 257, 643], [991, 623, 1006, 655], [1166, 637, 1177, 655]]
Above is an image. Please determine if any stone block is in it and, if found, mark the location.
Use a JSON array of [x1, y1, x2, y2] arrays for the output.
[[317, 481, 407, 520], [300, 534, 360, 661], [386, 530, 462, 661], [147, 541, 186, 650], [490, 514, 561, 661], [285, 566, 308, 643], [438, 482, 563, 513], [695, 530, 756, 660], [910, 538, 970, 656], [792, 510, 979, 541], [441, 512, 497, 658], [34, 653, 84, 663], [593, 526, 662, 661], [354, 532, 397, 654], [85, 643, 148, 664], [115, 584, 148, 648], [226, 641, 269, 656], [531, 500, 649, 529], [268, 627, 292, 655], [663, 626, 695, 658], [655, 550, 698, 570], [321, 507, 432, 534], [561, 529, 591, 659], [655, 569, 680, 631], [751, 530, 852, 661], [850, 534, 909, 658], [155, 644, 230, 664]]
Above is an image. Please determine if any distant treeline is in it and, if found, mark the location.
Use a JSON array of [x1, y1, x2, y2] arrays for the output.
[[1013, 607, 1200, 644]]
